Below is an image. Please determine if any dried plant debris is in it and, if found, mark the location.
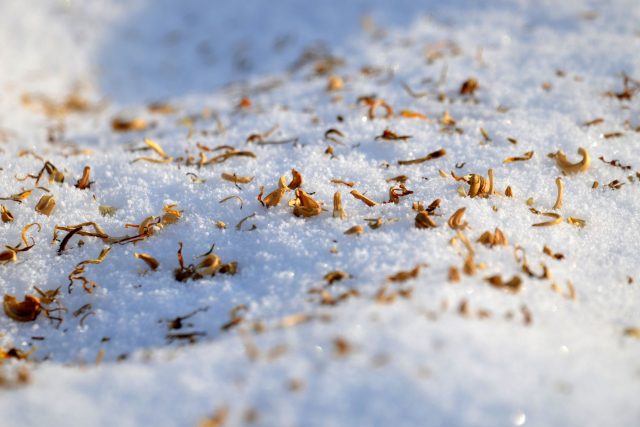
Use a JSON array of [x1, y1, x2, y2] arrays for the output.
[[583, 118, 604, 127], [221, 172, 254, 185], [503, 151, 534, 163], [174, 243, 237, 282], [292, 189, 323, 218], [375, 129, 411, 141], [398, 148, 446, 165], [388, 184, 413, 203], [598, 156, 632, 171], [359, 96, 393, 119], [552, 147, 590, 174], [0, 189, 34, 203], [132, 139, 173, 164], [605, 72, 640, 100], [350, 190, 377, 207], [68, 247, 112, 293]]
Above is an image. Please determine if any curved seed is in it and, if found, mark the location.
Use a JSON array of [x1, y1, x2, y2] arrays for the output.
[[447, 207, 468, 230], [3, 295, 41, 322], [554, 147, 590, 173], [532, 212, 563, 227]]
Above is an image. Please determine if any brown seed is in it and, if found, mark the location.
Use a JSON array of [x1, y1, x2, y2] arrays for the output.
[[460, 78, 479, 95], [505, 185, 513, 197], [324, 271, 349, 285], [344, 225, 364, 235], [387, 265, 421, 282], [3, 295, 42, 322]]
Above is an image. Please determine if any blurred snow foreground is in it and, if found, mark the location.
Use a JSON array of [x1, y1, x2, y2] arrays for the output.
[[0, 0, 640, 425]]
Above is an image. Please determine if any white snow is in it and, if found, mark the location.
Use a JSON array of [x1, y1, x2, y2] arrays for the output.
[[1, 0, 639, 426]]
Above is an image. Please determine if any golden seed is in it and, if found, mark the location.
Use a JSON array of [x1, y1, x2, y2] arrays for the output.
[[553, 147, 591, 173], [532, 212, 563, 227], [447, 207, 468, 230]]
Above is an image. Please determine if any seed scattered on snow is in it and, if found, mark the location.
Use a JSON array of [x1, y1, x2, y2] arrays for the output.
[[553, 147, 591, 174]]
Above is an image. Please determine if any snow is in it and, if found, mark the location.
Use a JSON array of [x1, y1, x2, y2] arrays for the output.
[[1, 0, 639, 426]]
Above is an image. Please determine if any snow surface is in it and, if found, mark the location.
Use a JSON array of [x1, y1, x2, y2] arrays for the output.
[[1, 0, 640, 426]]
